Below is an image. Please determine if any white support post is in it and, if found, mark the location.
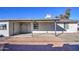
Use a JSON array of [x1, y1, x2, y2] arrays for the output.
[[55, 20, 57, 36]]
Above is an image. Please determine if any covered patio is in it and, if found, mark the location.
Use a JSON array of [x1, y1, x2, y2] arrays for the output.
[[10, 19, 60, 37]]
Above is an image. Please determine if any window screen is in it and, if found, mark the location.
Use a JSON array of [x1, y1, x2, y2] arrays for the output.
[[33, 22, 38, 30]]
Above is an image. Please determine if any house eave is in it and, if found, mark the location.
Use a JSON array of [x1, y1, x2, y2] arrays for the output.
[[0, 18, 78, 23]]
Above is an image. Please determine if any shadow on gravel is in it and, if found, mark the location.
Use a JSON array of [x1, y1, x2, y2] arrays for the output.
[[1, 44, 79, 51]]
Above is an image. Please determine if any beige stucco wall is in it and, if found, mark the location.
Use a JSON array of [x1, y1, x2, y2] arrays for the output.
[[66, 23, 77, 33], [38, 22, 53, 31], [9, 22, 32, 35], [32, 22, 55, 33], [58, 23, 77, 33], [9, 22, 20, 35], [33, 22, 77, 33], [20, 22, 32, 33], [0, 21, 77, 37]]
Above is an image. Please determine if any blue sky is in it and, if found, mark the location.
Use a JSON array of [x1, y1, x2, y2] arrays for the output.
[[0, 7, 79, 20]]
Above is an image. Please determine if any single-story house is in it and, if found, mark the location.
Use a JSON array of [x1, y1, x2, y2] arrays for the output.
[[0, 19, 78, 37], [77, 22, 79, 30]]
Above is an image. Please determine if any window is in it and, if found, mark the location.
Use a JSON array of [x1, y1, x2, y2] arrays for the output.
[[33, 22, 38, 30], [64, 23, 69, 29], [0, 24, 7, 30]]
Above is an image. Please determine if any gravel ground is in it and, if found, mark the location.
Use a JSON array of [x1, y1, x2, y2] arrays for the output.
[[57, 33, 79, 42], [3, 44, 79, 51], [0, 44, 4, 51], [0, 35, 64, 47], [0, 33, 79, 47]]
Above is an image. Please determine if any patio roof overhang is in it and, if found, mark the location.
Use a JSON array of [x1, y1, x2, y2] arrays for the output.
[[0, 18, 78, 23]]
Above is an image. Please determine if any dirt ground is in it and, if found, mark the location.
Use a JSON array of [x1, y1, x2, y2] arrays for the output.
[[0, 33, 79, 47], [0, 36, 64, 47], [57, 33, 79, 42]]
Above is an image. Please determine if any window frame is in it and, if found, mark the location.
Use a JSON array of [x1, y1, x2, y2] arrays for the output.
[[0, 24, 7, 30], [33, 22, 39, 30]]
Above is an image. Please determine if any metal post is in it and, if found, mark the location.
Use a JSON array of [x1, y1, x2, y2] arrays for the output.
[[55, 20, 57, 36], [32, 22, 34, 37], [32, 32, 33, 37], [13, 22, 14, 35], [31, 24, 33, 37]]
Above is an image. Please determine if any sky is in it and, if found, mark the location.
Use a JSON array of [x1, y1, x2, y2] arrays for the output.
[[0, 7, 79, 20]]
